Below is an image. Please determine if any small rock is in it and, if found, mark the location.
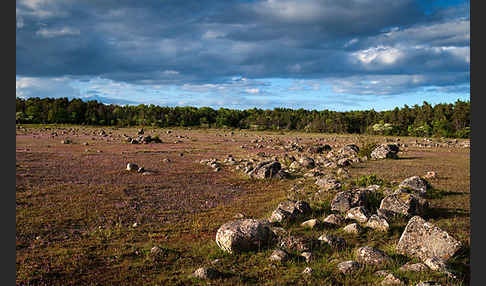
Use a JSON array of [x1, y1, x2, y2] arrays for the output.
[[301, 252, 313, 263], [302, 267, 313, 275], [269, 249, 289, 263], [416, 281, 442, 286], [381, 273, 405, 285], [323, 214, 345, 227], [374, 270, 391, 277], [301, 219, 320, 229], [423, 257, 447, 272], [346, 206, 370, 223], [343, 223, 362, 234], [215, 219, 274, 253], [366, 215, 390, 231], [337, 261, 361, 275], [233, 213, 246, 219], [398, 176, 429, 197], [399, 262, 429, 272], [191, 267, 221, 280], [137, 167, 145, 173], [150, 246, 162, 256], [424, 171, 437, 179], [355, 246, 391, 267], [318, 233, 346, 250], [126, 163, 139, 171]]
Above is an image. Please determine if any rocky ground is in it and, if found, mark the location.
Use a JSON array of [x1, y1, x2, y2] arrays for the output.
[[16, 125, 470, 285]]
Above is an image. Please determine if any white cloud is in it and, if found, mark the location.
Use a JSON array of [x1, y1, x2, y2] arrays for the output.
[[353, 45, 403, 65], [245, 88, 259, 94], [16, 76, 80, 98], [36, 26, 80, 38]]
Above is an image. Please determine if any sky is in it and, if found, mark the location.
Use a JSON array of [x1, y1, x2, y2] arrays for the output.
[[16, 0, 470, 111]]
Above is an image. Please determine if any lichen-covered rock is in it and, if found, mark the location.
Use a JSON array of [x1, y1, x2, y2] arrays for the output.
[[191, 267, 222, 280], [268, 200, 311, 223], [279, 235, 314, 252], [371, 144, 399, 160], [337, 261, 361, 275], [346, 206, 370, 223], [318, 233, 346, 250], [331, 190, 368, 212], [366, 215, 390, 231], [379, 192, 425, 217], [315, 177, 342, 191], [343, 223, 362, 234], [301, 219, 320, 229], [252, 161, 282, 179], [269, 249, 289, 262], [380, 273, 406, 285], [396, 216, 462, 261], [215, 219, 274, 253], [398, 176, 429, 197], [268, 207, 293, 224], [399, 262, 429, 272], [323, 214, 345, 227], [423, 256, 448, 272], [355, 246, 391, 267]]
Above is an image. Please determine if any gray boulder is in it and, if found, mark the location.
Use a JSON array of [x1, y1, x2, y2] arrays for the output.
[[331, 189, 368, 212], [323, 214, 345, 227], [396, 216, 462, 261], [343, 223, 362, 234], [315, 177, 342, 191], [337, 261, 361, 275], [379, 192, 426, 217], [371, 144, 399, 160], [252, 161, 282, 179], [346, 206, 370, 223], [191, 267, 222, 280], [318, 233, 346, 250], [269, 249, 289, 263], [215, 219, 274, 253], [399, 262, 429, 272], [366, 215, 390, 231], [399, 176, 429, 197], [355, 246, 391, 267]]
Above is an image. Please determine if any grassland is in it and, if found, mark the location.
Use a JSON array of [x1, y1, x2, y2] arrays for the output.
[[16, 125, 470, 285]]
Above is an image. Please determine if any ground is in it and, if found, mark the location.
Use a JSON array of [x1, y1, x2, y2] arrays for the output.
[[16, 125, 470, 285]]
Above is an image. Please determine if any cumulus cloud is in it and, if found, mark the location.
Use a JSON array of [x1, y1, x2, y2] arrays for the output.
[[36, 26, 80, 38]]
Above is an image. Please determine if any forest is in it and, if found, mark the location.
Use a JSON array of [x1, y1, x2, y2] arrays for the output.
[[16, 97, 470, 138]]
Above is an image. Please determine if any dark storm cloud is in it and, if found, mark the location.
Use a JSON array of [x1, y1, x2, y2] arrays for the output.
[[16, 0, 469, 95]]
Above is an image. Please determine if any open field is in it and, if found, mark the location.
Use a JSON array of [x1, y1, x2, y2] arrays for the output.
[[16, 125, 470, 285]]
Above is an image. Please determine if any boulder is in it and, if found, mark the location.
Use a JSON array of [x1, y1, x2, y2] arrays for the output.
[[301, 219, 320, 229], [379, 192, 426, 217], [318, 233, 346, 250], [301, 252, 313, 263], [355, 246, 391, 267], [371, 144, 399, 160], [366, 215, 390, 231], [126, 163, 139, 171], [302, 267, 313, 275], [398, 176, 429, 197], [252, 161, 282, 179], [268, 200, 312, 223], [315, 177, 342, 191], [323, 214, 345, 227], [299, 157, 315, 169], [346, 206, 370, 223], [279, 235, 314, 252], [399, 262, 429, 272], [215, 219, 274, 253], [337, 261, 361, 275], [380, 273, 406, 285], [343, 223, 362, 234], [331, 190, 368, 213], [191, 267, 221, 280], [269, 249, 289, 263], [396, 216, 462, 261]]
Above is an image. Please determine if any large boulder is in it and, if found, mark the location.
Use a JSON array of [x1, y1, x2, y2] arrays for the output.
[[398, 176, 429, 197], [268, 200, 311, 223], [396, 216, 462, 261], [331, 189, 368, 213], [215, 219, 274, 253], [371, 144, 399, 160], [251, 161, 282, 179], [346, 206, 370, 223], [339, 144, 360, 156], [379, 192, 426, 217]]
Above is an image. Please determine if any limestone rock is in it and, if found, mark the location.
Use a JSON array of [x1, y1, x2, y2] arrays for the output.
[[315, 177, 342, 191], [126, 163, 139, 171], [343, 223, 362, 234], [355, 246, 391, 267], [380, 273, 405, 285], [366, 215, 390, 231], [269, 249, 289, 263], [337, 261, 361, 275], [371, 144, 399, 160], [215, 219, 274, 253], [323, 214, 345, 227], [331, 190, 368, 212], [346, 206, 370, 223], [301, 219, 320, 229], [191, 267, 221, 280], [399, 176, 429, 197], [379, 192, 425, 217], [396, 216, 462, 261], [318, 233, 346, 250], [399, 262, 428, 272]]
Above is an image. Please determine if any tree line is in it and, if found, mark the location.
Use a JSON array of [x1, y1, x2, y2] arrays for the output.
[[16, 97, 470, 138]]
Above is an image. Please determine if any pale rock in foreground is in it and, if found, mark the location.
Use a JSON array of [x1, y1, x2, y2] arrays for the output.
[[337, 260, 361, 275], [355, 246, 391, 267], [215, 219, 274, 253]]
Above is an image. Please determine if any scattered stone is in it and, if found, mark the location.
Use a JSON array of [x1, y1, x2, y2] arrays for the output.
[[279, 235, 314, 252], [315, 177, 342, 191], [379, 192, 426, 217], [323, 214, 345, 227], [398, 176, 429, 197], [343, 223, 362, 234], [301, 219, 320, 229], [302, 267, 313, 275], [337, 261, 361, 275], [137, 167, 145, 173], [374, 270, 391, 277], [215, 219, 274, 253], [424, 171, 437, 179], [423, 256, 447, 272], [399, 262, 429, 272], [371, 144, 400, 160], [366, 215, 390, 231], [416, 281, 442, 286], [251, 161, 282, 179], [346, 206, 370, 223], [233, 213, 246, 219], [299, 156, 315, 169], [380, 273, 406, 285], [269, 249, 289, 263], [355, 246, 391, 267], [337, 158, 353, 167], [268, 200, 311, 223], [191, 267, 221, 280], [396, 216, 462, 261], [331, 190, 368, 213], [318, 233, 346, 250], [126, 163, 139, 171], [150, 246, 162, 256], [61, 139, 71, 144], [301, 251, 313, 263]]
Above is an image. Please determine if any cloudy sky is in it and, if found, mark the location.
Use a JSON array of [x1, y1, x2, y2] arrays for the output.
[[16, 0, 469, 111]]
